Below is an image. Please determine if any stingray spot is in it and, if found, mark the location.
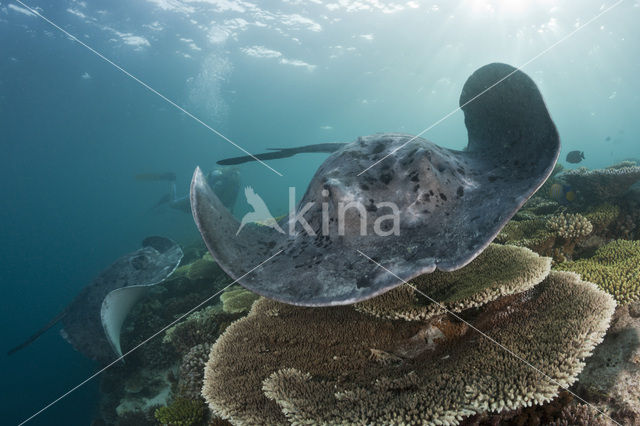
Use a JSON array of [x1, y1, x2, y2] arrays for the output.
[[488, 175, 497, 182], [414, 184, 420, 192], [356, 276, 372, 288], [360, 183, 370, 191], [457, 167, 466, 175], [131, 254, 148, 270], [457, 186, 464, 197], [439, 193, 447, 201], [372, 143, 385, 154], [380, 173, 393, 185], [410, 174, 419, 182], [437, 165, 446, 173]]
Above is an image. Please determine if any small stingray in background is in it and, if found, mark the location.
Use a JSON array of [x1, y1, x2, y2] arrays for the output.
[[566, 150, 585, 164], [7, 237, 183, 363], [195, 63, 561, 306]]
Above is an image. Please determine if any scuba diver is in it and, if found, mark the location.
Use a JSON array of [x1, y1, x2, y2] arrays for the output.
[[136, 168, 241, 214]]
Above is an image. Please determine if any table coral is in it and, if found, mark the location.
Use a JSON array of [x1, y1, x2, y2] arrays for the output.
[[202, 271, 614, 425], [354, 244, 550, 321]]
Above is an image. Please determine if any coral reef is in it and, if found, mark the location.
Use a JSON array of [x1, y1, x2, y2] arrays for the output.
[[219, 286, 260, 314], [460, 391, 611, 425], [163, 304, 242, 355], [154, 397, 207, 426], [547, 212, 593, 239], [203, 271, 614, 425], [555, 239, 640, 304], [562, 165, 640, 201], [584, 203, 620, 236], [354, 244, 551, 321], [576, 302, 640, 425], [177, 343, 212, 400]]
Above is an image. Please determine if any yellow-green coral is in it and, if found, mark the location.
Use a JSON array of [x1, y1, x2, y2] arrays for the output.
[[220, 286, 260, 314], [154, 397, 206, 426], [584, 203, 620, 233], [355, 244, 551, 321], [555, 239, 640, 304], [186, 253, 219, 281]]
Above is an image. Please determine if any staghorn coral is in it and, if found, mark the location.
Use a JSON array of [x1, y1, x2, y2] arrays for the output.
[[154, 397, 207, 426], [178, 343, 212, 400], [203, 271, 615, 425], [495, 217, 558, 257], [555, 239, 640, 304], [547, 212, 593, 239], [162, 305, 241, 355], [355, 244, 551, 321], [584, 203, 620, 235], [220, 286, 260, 314], [547, 403, 612, 426]]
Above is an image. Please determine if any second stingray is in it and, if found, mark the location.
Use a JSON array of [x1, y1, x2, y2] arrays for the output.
[[191, 63, 560, 306]]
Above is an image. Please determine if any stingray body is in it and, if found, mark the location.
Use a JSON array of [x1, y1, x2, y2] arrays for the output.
[[192, 63, 560, 306], [8, 236, 183, 362]]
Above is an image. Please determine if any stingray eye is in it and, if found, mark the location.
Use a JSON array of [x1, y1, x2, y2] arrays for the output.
[[131, 254, 148, 270]]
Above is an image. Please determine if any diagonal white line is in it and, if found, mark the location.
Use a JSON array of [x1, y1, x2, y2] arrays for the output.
[[18, 249, 283, 426], [357, 249, 621, 426], [13, 0, 283, 177], [357, 0, 626, 176]]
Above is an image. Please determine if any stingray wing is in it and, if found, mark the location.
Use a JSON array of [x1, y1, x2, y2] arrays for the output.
[[193, 63, 560, 306]]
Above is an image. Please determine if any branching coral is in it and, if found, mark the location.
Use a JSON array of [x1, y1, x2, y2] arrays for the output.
[[162, 305, 238, 355], [555, 239, 640, 304], [177, 343, 212, 400], [547, 404, 612, 426], [354, 244, 551, 321], [547, 213, 593, 239], [202, 271, 614, 425], [154, 397, 206, 426], [584, 203, 620, 235]]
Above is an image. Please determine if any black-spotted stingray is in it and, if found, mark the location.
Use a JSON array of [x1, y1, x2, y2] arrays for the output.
[[191, 63, 560, 306], [8, 236, 183, 362]]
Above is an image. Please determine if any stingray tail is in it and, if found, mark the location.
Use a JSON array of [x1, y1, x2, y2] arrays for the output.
[[7, 310, 67, 355]]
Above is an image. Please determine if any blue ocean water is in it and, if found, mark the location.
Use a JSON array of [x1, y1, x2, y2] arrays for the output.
[[1, 0, 638, 424]]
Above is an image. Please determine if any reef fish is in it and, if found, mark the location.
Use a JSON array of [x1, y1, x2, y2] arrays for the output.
[[549, 183, 576, 204], [191, 63, 560, 306], [8, 237, 183, 363], [566, 150, 585, 164]]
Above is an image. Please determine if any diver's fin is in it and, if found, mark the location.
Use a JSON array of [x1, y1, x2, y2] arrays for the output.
[[7, 309, 68, 355], [135, 172, 177, 181], [217, 143, 346, 165]]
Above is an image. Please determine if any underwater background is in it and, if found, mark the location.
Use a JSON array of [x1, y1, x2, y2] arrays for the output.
[[1, 0, 639, 425]]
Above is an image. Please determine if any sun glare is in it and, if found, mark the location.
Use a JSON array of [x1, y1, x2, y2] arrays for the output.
[[466, 0, 543, 17]]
